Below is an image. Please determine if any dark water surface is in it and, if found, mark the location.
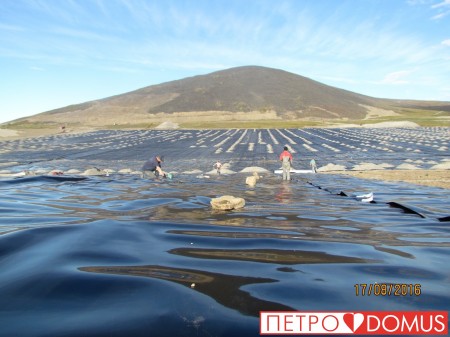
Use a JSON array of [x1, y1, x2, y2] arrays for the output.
[[0, 128, 449, 336]]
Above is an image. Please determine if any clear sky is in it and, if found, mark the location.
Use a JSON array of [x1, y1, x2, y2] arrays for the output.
[[1, 0, 449, 124]]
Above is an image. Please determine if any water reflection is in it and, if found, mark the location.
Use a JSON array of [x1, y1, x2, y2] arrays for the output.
[[79, 264, 294, 316], [275, 182, 292, 204], [169, 248, 377, 264]]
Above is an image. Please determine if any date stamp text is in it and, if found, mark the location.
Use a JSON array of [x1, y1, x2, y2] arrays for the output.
[[354, 283, 421, 296]]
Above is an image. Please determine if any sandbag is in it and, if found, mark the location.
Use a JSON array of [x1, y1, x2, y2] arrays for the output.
[[210, 195, 245, 210]]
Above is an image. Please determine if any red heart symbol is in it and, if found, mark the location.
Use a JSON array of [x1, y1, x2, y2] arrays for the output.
[[344, 313, 364, 332], [343, 313, 354, 331]]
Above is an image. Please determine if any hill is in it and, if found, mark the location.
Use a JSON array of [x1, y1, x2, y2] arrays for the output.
[[5, 66, 450, 128]]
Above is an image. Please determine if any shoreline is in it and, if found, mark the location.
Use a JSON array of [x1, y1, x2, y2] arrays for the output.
[[1, 167, 448, 190]]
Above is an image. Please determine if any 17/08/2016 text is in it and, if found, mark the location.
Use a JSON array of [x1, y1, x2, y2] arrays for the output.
[[354, 283, 421, 296]]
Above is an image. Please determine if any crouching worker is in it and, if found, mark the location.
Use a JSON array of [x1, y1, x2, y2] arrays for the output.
[[142, 154, 167, 178]]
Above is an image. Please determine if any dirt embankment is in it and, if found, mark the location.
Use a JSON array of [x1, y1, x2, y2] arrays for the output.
[[334, 170, 450, 190]]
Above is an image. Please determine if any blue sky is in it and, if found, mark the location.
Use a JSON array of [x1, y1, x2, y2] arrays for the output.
[[1, 0, 449, 124]]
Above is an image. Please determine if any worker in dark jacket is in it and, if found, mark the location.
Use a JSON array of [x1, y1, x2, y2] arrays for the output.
[[142, 154, 167, 178]]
